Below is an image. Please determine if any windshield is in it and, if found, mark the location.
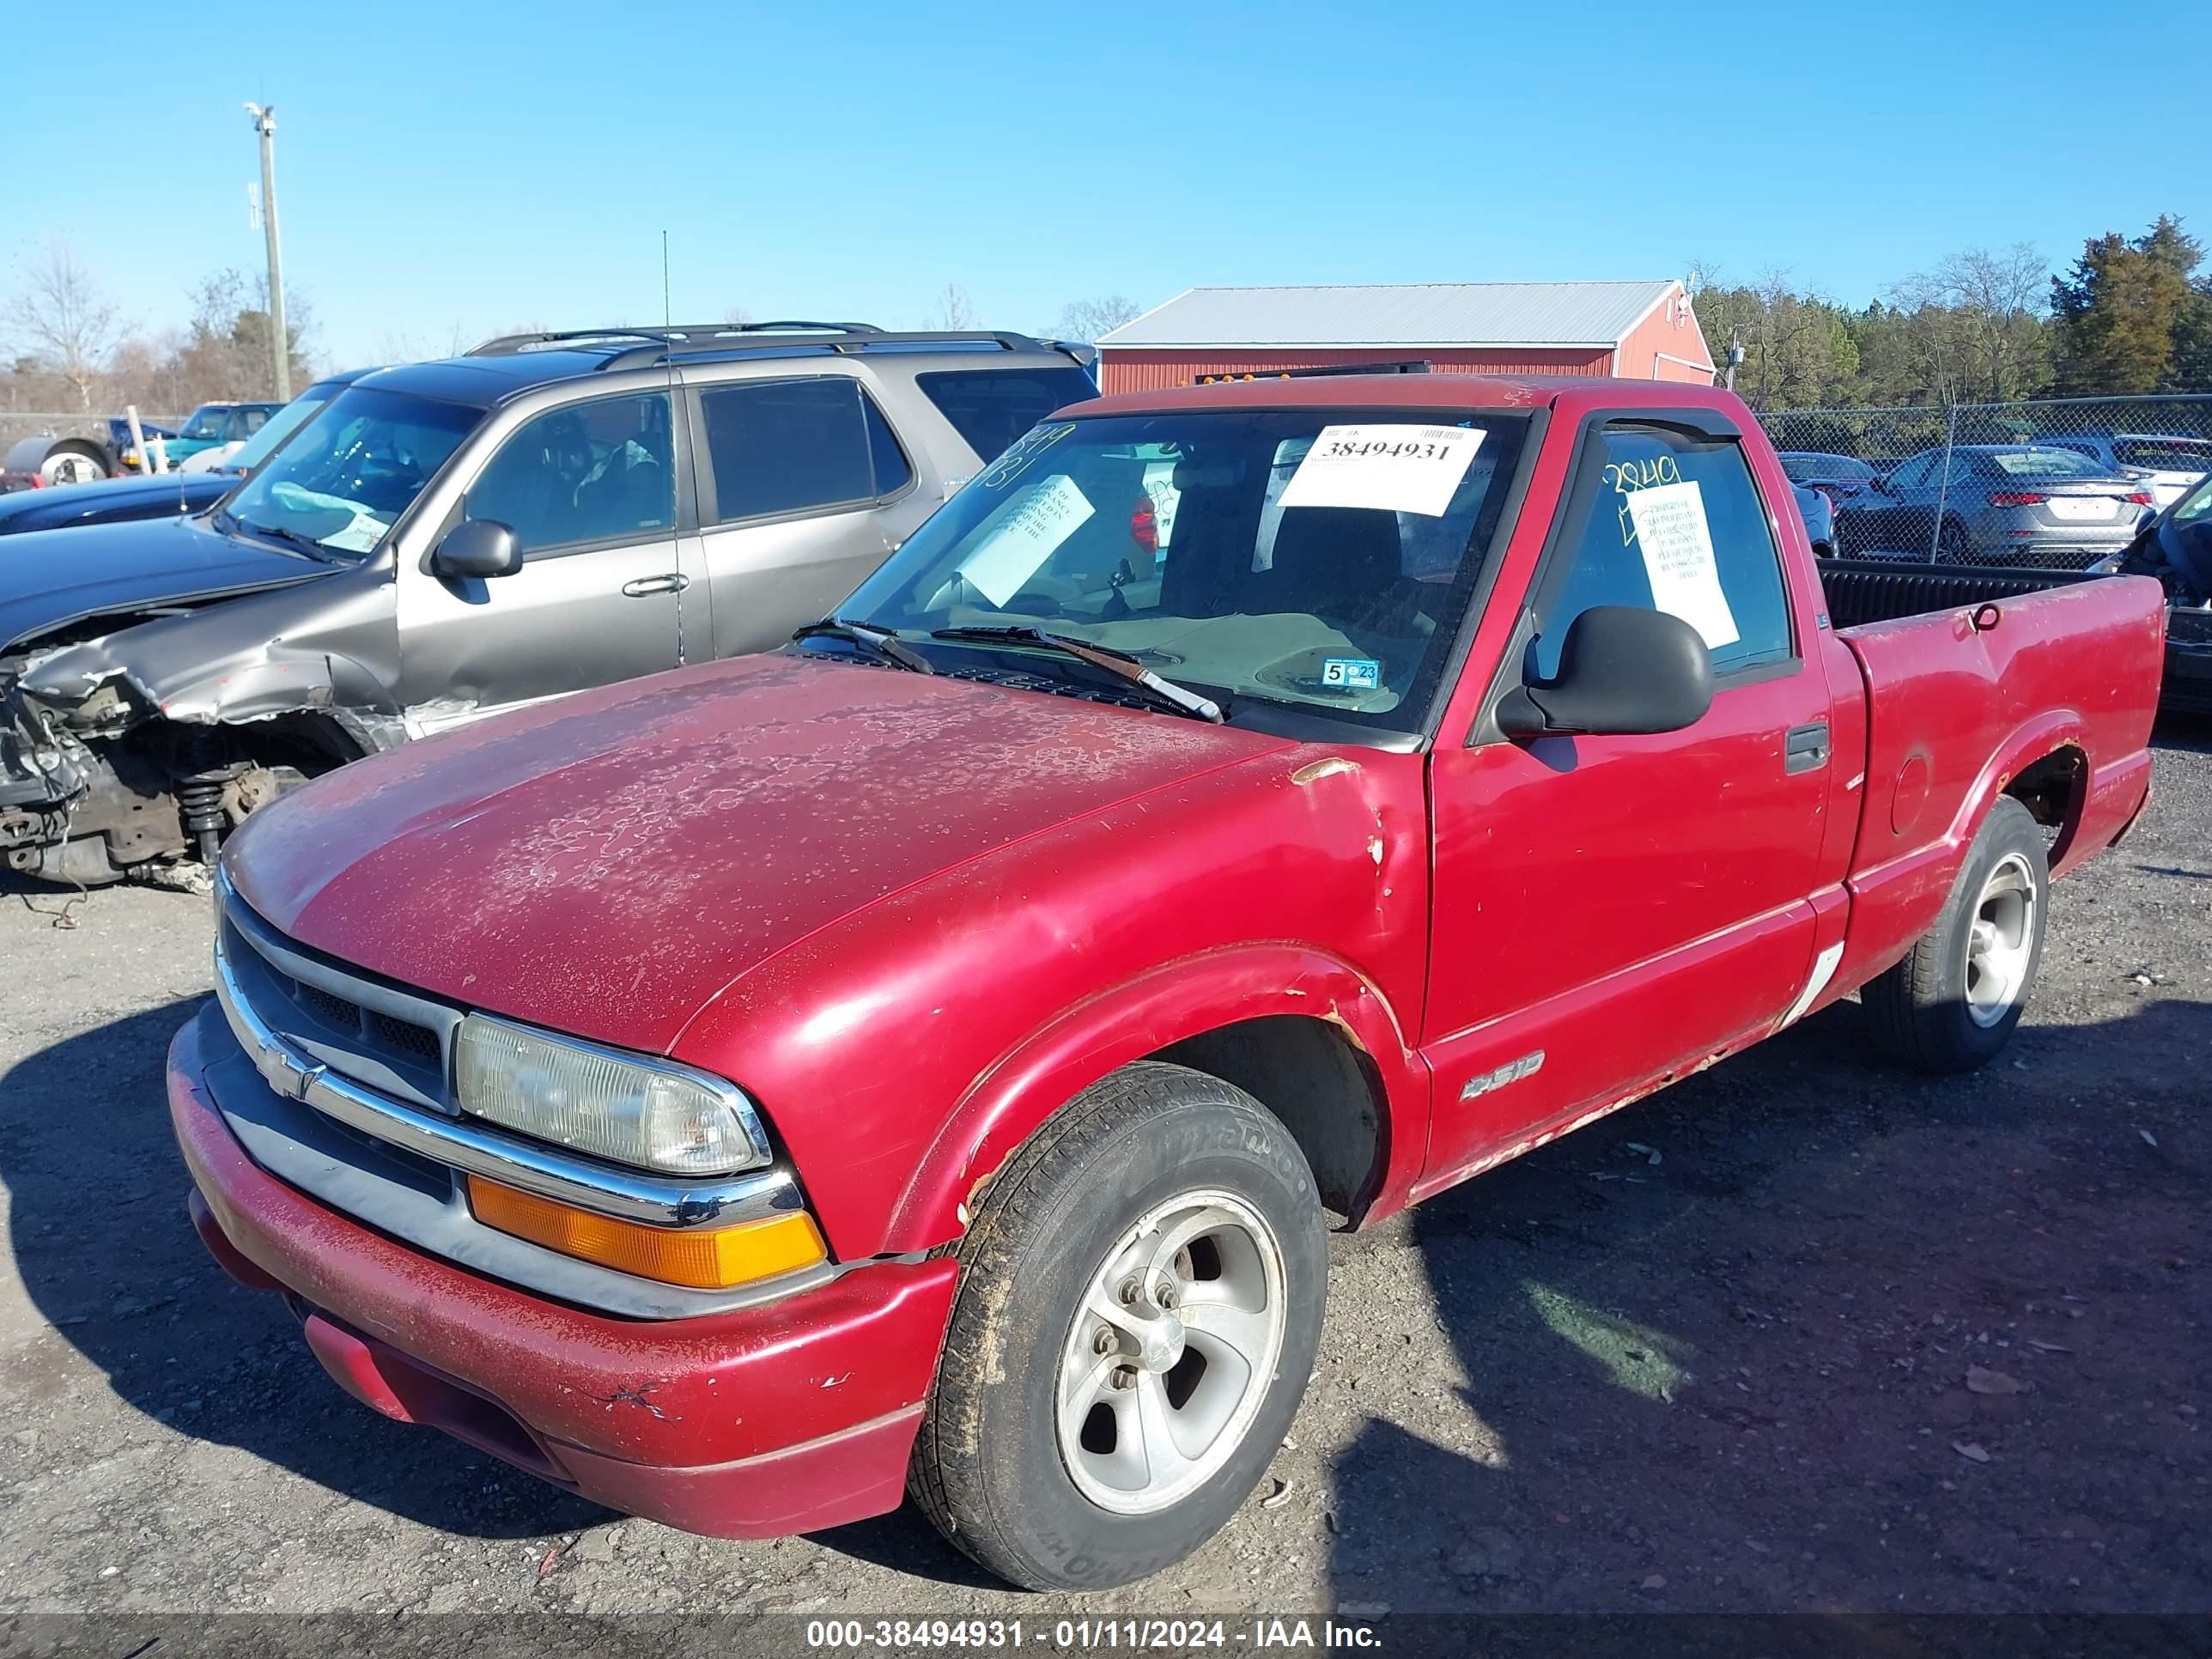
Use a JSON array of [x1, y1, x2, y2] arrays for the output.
[[2115, 436, 2212, 473], [219, 385, 339, 474], [1782, 453, 1872, 483], [179, 405, 229, 441], [221, 386, 480, 556], [838, 408, 1530, 729], [2172, 471, 2212, 526], [1984, 447, 2109, 478]]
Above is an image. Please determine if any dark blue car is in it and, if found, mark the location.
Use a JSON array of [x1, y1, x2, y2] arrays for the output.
[[0, 372, 370, 535]]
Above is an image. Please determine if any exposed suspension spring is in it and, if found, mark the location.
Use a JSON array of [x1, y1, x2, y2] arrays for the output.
[[177, 770, 229, 864]]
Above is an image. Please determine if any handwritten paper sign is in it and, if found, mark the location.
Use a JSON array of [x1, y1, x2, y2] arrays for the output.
[[1277, 424, 1485, 518], [1624, 480, 1740, 649], [956, 474, 1097, 607]]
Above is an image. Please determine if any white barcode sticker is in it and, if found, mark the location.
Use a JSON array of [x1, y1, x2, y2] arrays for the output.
[[1276, 424, 1484, 518]]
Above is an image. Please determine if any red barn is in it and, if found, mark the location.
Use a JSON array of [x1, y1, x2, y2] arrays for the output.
[[1094, 280, 1714, 395]]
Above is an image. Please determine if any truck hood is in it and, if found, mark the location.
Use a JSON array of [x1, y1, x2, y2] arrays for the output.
[[227, 653, 1292, 1054], [0, 514, 330, 652]]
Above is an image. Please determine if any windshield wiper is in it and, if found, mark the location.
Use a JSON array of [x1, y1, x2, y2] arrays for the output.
[[930, 625, 1224, 723], [790, 617, 934, 674], [231, 518, 341, 563]]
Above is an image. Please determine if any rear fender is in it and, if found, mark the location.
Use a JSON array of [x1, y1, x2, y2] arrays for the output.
[[1951, 710, 2087, 852], [882, 945, 1429, 1255], [1836, 709, 2089, 999]]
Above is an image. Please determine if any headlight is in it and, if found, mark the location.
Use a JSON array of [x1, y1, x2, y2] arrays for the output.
[[453, 1014, 769, 1176]]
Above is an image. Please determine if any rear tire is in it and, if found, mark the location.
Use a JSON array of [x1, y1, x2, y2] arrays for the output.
[[1863, 797, 2047, 1074], [40, 441, 109, 488], [909, 1061, 1326, 1590]]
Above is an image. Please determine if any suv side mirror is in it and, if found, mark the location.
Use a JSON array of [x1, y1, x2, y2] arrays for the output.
[[431, 519, 521, 579], [1497, 605, 1715, 738]]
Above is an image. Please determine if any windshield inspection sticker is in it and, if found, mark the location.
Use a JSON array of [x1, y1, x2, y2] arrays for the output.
[[1623, 479, 1740, 650], [956, 474, 1097, 607], [1321, 656, 1382, 692], [1277, 424, 1484, 518]]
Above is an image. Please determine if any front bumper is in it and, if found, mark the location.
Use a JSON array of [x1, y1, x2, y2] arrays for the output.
[[2165, 616, 2212, 715], [169, 1012, 961, 1538]]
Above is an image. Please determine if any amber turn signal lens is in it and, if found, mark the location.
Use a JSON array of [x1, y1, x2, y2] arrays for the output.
[[465, 1176, 827, 1290]]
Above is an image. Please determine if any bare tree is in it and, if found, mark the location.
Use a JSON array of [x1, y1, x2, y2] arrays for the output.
[[4, 239, 119, 410], [930, 283, 975, 331], [1048, 295, 1140, 342], [1893, 243, 2050, 402], [373, 321, 471, 364], [723, 303, 756, 327]]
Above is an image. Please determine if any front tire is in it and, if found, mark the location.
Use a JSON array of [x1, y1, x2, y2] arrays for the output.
[[909, 1061, 1326, 1590], [1863, 797, 2047, 1073]]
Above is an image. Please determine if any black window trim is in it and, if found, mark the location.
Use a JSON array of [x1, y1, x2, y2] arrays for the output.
[[447, 386, 693, 566], [688, 373, 917, 532], [1464, 406, 1803, 748]]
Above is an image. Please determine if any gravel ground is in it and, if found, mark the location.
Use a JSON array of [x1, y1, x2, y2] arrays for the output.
[[0, 721, 2206, 1628]]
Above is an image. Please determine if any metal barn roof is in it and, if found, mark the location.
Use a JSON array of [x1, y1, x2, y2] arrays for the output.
[[1097, 282, 1683, 350]]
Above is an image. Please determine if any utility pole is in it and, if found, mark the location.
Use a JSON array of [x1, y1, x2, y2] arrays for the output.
[[245, 103, 290, 401]]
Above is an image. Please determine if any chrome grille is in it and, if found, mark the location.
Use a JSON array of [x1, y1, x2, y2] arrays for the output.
[[217, 879, 465, 1115]]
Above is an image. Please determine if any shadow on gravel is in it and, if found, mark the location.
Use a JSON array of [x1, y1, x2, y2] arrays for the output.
[[1325, 995, 2212, 1614], [0, 996, 602, 1539]]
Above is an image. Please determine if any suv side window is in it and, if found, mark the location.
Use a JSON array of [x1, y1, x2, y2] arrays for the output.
[[1533, 422, 1794, 682], [915, 367, 1097, 462], [466, 392, 675, 556], [699, 379, 909, 523]]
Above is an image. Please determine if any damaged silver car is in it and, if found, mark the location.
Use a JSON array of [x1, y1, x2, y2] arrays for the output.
[[0, 323, 1098, 884]]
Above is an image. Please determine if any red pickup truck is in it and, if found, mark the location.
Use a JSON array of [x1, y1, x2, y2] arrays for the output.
[[169, 374, 2163, 1591]]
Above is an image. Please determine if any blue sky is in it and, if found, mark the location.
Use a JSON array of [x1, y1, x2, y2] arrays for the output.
[[6, 0, 2207, 368]]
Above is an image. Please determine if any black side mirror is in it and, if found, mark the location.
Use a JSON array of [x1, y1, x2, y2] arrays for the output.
[[430, 519, 521, 579], [1497, 605, 1715, 738]]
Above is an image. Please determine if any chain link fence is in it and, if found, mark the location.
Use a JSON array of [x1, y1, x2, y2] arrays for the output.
[[1755, 394, 2212, 567]]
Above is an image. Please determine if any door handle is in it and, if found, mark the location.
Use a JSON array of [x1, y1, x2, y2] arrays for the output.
[[621, 573, 690, 598], [1784, 721, 1832, 775]]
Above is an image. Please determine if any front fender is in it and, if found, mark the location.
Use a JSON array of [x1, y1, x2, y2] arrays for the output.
[[150, 645, 398, 726], [881, 943, 1431, 1255]]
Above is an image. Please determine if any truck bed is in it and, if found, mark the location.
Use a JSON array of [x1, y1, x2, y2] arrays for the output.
[[1815, 566, 2166, 999], [1815, 558, 2094, 631], [1819, 556, 2212, 715]]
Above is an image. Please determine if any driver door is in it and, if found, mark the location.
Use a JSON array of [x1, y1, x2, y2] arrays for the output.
[[395, 390, 696, 734], [1418, 414, 1834, 1193]]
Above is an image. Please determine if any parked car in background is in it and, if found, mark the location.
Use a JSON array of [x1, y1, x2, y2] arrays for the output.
[[1834, 444, 2154, 565], [0, 372, 374, 536], [2042, 431, 2212, 510], [0, 323, 1097, 885], [165, 401, 285, 468], [173, 371, 2160, 1591], [1, 415, 181, 491], [1792, 483, 1835, 551], [1778, 449, 1881, 506], [109, 416, 180, 472], [2112, 464, 2212, 713]]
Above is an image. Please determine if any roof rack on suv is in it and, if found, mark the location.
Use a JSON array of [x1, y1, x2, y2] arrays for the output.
[[466, 323, 1089, 374], [467, 321, 884, 356]]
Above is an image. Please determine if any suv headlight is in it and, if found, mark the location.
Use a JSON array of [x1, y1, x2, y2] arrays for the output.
[[453, 1014, 770, 1176]]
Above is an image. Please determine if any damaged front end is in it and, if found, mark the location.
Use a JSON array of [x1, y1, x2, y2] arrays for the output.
[[1, 592, 402, 887], [1, 653, 307, 885]]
